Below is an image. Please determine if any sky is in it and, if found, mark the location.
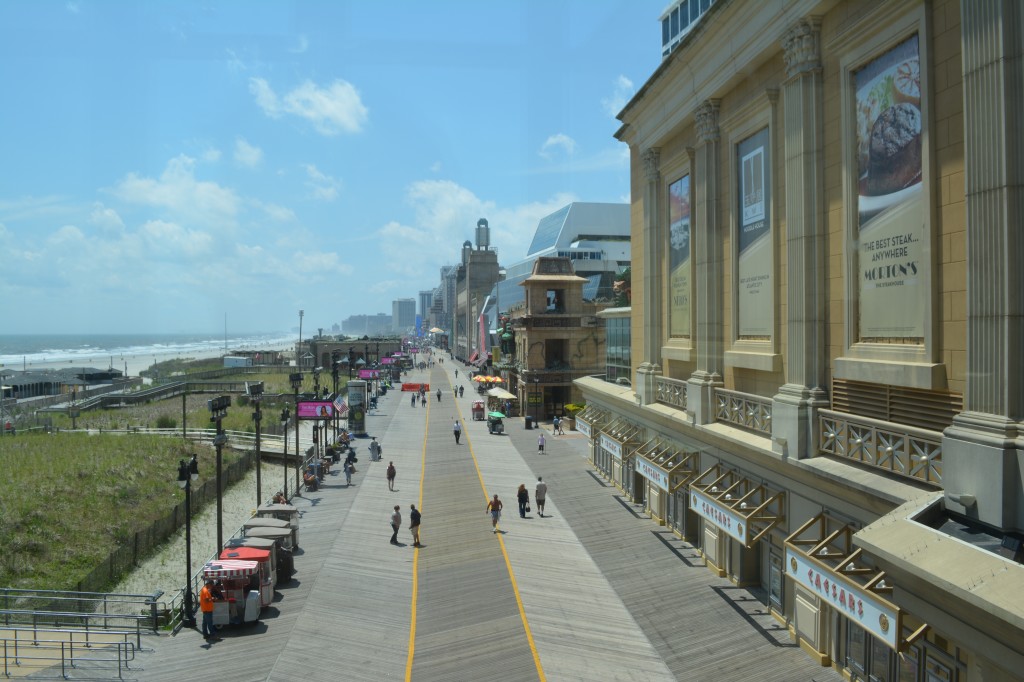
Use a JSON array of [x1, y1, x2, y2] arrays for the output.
[[0, 0, 664, 335]]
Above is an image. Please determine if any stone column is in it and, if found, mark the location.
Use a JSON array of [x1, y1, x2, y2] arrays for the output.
[[944, 0, 1024, 529], [687, 100, 724, 424], [636, 147, 664, 405], [772, 17, 830, 458]]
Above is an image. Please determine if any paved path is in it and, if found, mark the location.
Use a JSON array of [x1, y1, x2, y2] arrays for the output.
[[47, 360, 842, 681]]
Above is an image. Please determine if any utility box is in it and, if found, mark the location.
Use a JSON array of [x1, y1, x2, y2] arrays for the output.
[[223, 356, 252, 368]]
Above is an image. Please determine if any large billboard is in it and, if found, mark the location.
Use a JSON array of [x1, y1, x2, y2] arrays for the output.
[[736, 128, 772, 338], [668, 174, 691, 338], [854, 33, 925, 340], [296, 401, 335, 420]]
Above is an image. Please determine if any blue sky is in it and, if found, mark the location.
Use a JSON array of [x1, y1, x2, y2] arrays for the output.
[[0, 1, 662, 335]]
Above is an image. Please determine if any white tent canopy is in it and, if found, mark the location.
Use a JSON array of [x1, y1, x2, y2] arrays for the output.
[[487, 387, 516, 400]]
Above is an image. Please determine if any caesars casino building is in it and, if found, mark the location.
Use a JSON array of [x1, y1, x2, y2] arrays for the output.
[[576, 1, 1023, 681]]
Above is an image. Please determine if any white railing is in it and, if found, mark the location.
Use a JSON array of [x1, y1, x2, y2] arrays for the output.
[[714, 388, 772, 435], [818, 409, 943, 487], [654, 376, 688, 410]]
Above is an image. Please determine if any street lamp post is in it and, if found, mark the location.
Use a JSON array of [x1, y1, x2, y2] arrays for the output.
[[176, 454, 199, 628], [348, 347, 355, 379], [208, 395, 230, 552], [331, 353, 340, 440], [281, 407, 290, 500], [289, 372, 303, 496], [249, 381, 264, 506]]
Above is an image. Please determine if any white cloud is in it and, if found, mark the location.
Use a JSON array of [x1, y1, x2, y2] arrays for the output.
[[202, 147, 222, 163], [539, 133, 577, 160], [304, 164, 341, 201], [110, 155, 240, 228], [249, 77, 368, 135], [88, 203, 125, 233], [234, 138, 263, 168], [139, 219, 214, 257], [47, 224, 86, 246], [251, 199, 297, 223], [602, 75, 635, 118], [383, 180, 579, 281]]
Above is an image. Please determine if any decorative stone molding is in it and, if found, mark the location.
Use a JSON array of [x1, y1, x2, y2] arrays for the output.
[[695, 100, 721, 143], [642, 148, 661, 181], [782, 17, 822, 78]]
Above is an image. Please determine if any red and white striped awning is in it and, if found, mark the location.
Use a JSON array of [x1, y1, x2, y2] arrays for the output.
[[203, 559, 259, 579]]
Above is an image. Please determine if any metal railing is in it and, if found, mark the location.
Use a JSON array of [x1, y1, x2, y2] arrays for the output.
[[2, 627, 138, 679], [818, 409, 943, 486], [714, 388, 772, 435], [654, 376, 688, 410], [0, 588, 163, 639]]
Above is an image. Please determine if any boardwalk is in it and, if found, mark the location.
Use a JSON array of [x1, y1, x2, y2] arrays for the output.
[[42, 361, 841, 682]]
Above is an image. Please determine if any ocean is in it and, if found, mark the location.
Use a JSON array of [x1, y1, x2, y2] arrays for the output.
[[0, 332, 296, 373]]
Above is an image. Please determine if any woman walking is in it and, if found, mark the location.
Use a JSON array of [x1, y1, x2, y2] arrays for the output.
[[517, 484, 530, 518]]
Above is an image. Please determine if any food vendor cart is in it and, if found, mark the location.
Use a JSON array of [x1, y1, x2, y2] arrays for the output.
[[472, 400, 485, 421], [226, 536, 294, 583], [202, 559, 262, 625], [219, 547, 274, 605], [257, 502, 300, 548], [244, 526, 296, 552]]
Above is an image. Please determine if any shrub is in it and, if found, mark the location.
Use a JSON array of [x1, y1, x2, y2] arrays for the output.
[[565, 403, 585, 416], [155, 415, 176, 429]]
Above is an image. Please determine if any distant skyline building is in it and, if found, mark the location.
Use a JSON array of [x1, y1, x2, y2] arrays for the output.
[[418, 290, 433, 328], [392, 298, 416, 334], [341, 313, 391, 337]]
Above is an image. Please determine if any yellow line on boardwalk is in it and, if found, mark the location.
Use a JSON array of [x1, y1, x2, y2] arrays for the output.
[[404, 390, 429, 681], [460, 381, 547, 682]]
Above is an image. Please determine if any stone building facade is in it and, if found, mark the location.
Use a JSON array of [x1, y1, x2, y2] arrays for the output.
[[576, 1, 1023, 680]]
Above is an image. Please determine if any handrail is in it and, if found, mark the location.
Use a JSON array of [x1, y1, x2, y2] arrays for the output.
[[1, 627, 137, 679]]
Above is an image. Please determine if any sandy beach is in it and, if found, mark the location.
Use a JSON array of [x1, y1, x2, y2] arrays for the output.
[[20, 343, 293, 379]]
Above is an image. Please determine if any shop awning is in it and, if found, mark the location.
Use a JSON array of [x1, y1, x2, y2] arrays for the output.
[[600, 418, 641, 445], [487, 387, 516, 400], [785, 513, 927, 653], [468, 351, 479, 363], [575, 405, 610, 438], [689, 464, 784, 549], [634, 438, 699, 492], [203, 559, 259, 579]]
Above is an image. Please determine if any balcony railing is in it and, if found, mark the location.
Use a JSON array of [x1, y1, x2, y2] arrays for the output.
[[654, 376, 688, 410], [714, 388, 772, 435], [818, 409, 943, 487]]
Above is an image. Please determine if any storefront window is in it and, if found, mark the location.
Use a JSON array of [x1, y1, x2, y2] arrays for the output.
[[846, 621, 895, 681]]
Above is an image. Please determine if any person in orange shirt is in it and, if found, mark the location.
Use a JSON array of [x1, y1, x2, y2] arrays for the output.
[[198, 580, 220, 640]]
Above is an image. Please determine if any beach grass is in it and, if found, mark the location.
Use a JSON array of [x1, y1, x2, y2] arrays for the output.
[[0, 432, 240, 591]]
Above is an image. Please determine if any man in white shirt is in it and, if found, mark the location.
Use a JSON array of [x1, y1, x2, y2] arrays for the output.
[[535, 477, 548, 517]]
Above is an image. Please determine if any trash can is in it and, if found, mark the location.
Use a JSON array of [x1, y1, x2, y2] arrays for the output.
[[525, 416, 533, 430]]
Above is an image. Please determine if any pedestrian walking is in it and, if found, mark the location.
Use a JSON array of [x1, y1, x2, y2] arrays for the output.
[[538, 432, 546, 454], [344, 459, 355, 486], [455, 369, 458, 378], [198, 580, 220, 640], [390, 505, 402, 544], [409, 504, 421, 547], [553, 416, 560, 436], [453, 419, 462, 444], [411, 392, 417, 407], [556, 418, 565, 435], [436, 388, 442, 402], [535, 477, 548, 517], [369, 437, 382, 462], [459, 385, 465, 397], [517, 483, 530, 518], [486, 494, 503, 532], [386, 461, 397, 491]]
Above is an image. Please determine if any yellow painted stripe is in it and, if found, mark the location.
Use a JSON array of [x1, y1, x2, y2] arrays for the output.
[[459, 381, 546, 682], [404, 386, 429, 681]]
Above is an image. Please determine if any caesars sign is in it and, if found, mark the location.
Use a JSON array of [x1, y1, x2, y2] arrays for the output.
[[668, 174, 691, 338], [854, 33, 926, 340]]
